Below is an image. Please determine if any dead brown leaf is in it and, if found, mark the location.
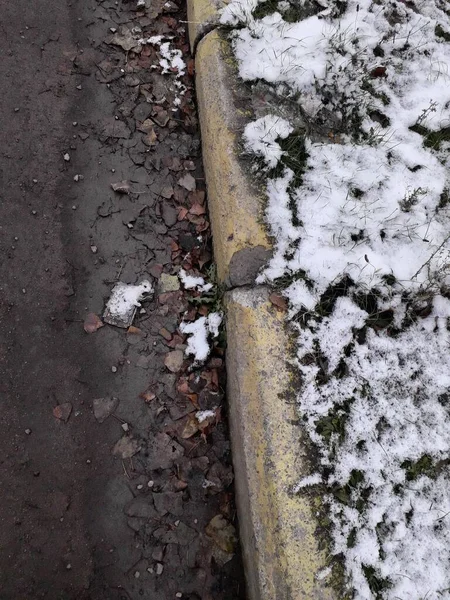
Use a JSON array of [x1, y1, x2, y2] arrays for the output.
[[189, 203, 206, 216], [177, 206, 189, 221], [112, 435, 141, 459], [53, 402, 73, 423], [140, 389, 156, 403], [83, 312, 104, 334], [269, 292, 288, 312], [180, 414, 199, 439], [205, 515, 237, 553], [142, 128, 157, 146], [177, 378, 191, 395], [186, 393, 199, 409]]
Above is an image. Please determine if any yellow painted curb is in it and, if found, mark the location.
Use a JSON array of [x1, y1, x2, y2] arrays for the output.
[[226, 287, 336, 600], [186, 0, 227, 52], [195, 30, 272, 286]]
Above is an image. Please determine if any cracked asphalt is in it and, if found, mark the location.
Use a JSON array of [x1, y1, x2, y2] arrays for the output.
[[0, 0, 245, 598]]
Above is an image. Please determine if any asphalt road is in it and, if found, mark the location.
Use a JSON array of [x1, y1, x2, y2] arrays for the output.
[[0, 1, 244, 598]]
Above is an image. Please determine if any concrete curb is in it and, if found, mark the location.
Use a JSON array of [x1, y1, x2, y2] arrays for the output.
[[189, 11, 336, 599], [226, 287, 335, 600], [186, 0, 227, 52], [195, 29, 271, 288]]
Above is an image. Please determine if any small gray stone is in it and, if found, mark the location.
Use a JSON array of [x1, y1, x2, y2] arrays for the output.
[[152, 546, 164, 561], [227, 246, 272, 288]]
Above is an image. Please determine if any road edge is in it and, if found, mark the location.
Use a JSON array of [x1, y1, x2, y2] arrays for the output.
[[190, 15, 337, 600]]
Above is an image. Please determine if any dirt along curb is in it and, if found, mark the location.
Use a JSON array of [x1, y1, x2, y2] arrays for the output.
[[187, 9, 336, 600]]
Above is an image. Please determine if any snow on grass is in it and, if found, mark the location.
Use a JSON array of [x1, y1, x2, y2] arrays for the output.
[[180, 312, 222, 363], [224, 0, 450, 598], [243, 115, 293, 168]]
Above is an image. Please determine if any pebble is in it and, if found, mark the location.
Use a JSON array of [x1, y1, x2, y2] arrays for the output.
[[111, 366, 118, 373], [90, 245, 98, 253], [121, 423, 129, 432], [147, 480, 154, 488], [63, 153, 70, 161], [156, 563, 164, 575], [25, 429, 32, 435], [176, 594, 182, 598], [134, 571, 140, 579]]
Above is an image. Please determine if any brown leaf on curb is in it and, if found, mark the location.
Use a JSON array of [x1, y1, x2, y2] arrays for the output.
[[83, 312, 104, 333], [269, 292, 288, 312], [53, 402, 73, 423]]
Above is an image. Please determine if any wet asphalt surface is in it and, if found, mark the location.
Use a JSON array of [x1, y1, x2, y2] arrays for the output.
[[0, 0, 245, 598]]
